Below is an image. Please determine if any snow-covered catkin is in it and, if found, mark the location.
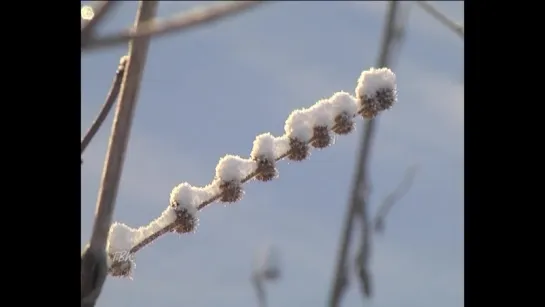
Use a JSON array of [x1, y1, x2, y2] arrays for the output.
[[251, 133, 278, 181], [215, 155, 256, 203], [169, 183, 202, 233], [109, 260, 133, 277], [284, 109, 312, 161], [309, 99, 335, 149], [169, 184, 200, 234], [106, 223, 136, 277], [330, 91, 358, 135], [356, 67, 397, 119]]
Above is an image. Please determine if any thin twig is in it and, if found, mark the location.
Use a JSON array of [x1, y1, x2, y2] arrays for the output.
[[82, 2, 158, 307], [328, 2, 402, 305], [416, 1, 464, 39], [81, 1, 118, 48], [83, 1, 268, 52], [373, 165, 419, 233], [81, 56, 129, 159]]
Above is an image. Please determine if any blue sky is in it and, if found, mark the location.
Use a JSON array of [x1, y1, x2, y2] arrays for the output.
[[81, 1, 464, 307]]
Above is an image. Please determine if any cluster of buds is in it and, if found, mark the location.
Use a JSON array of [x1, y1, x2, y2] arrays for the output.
[[105, 67, 397, 278]]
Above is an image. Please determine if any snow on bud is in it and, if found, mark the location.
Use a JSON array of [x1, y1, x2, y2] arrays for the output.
[[356, 67, 397, 118], [106, 223, 137, 278], [169, 183, 203, 233], [284, 109, 313, 161], [251, 133, 278, 182], [215, 155, 256, 203], [308, 100, 335, 149], [329, 91, 358, 135]]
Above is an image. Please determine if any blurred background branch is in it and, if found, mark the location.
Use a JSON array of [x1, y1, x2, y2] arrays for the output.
[[82, 1, 268, 52], [81, 1, 118, 48], [328, 1, 408, 306], [251, 246, 281, 307], [373, 165, 419, 234], [416, 1, 464, 39]]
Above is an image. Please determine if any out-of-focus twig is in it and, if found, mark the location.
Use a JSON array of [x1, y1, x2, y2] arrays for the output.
[[416, 1, 464, 39], [252, 274, 267, 307], [81, 1, 118, 48], [83, 1, 268, 52], [81, 2, 158, 307], [327, 2, 403, 306], [251, 245, 281, 307], [373, 165, 419, 233], [81, 56, 129, 161], [353, 1, 407, 301]]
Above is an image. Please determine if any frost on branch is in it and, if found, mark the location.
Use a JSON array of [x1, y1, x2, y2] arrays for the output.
[[106, 207, 178, 277], [104, 67, 398, 277], [356, 67, 397, 118], [251, 133, 278, 182], [215, 155, 257, 203]]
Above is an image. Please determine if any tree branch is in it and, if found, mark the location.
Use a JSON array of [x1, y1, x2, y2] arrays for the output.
[[81, 2, 158, 307], [373, 164, 419, 233], [327, 2, 403, 306], [82, 1, 268, 52], [416, 1, 464, 39], [81, 55, 129, 160]]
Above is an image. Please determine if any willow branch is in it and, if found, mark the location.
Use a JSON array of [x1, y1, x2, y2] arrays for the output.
[[81, 56, 129, 160], [83, 1, 268, 52]]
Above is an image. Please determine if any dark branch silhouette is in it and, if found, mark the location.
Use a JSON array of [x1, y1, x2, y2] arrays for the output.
[[374, 165, 419, 234], [327, 2, 403, 305], [83, 1, 269, 52], [81, 56, 128, 160]]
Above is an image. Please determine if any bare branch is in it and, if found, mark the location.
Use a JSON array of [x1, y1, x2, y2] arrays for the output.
[[89, 0, 156, 253], [374, 165, 419, 234], [83, 1, 269, 52], [416, 1, 464, 39], [81, 2, 158, 307], [81, 55, 129, 159], [81, 1, 118, 48], [328, 2, 404, 305]]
